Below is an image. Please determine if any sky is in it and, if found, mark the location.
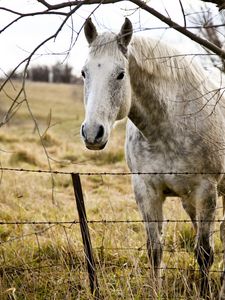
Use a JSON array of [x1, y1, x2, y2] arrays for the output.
[[0, 0, 219, 76]]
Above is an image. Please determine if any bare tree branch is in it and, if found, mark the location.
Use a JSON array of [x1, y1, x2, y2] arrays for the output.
[[37, 0, 52, 8], [37, 0, 225, 12], [130, 0, 225, 59], [179, 0, 187, 27], [37, 0, 123, 10], [0, 10, 67, 35], [190, 4, 225, 72], [4, 0, 225, 61], [200, 0, 225, 11], [0, 6, 66, 16], [34, 0, 225, 59]]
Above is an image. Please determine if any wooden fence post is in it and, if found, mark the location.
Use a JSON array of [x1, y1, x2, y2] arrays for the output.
[[71, 173, 100, 299]]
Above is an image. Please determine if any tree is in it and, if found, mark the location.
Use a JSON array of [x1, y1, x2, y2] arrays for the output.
[[27, 65, 50, 82], [25, 63, 76, 83], [52, 62, 73, 83]]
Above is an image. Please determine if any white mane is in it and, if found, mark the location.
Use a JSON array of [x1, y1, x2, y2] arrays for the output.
[[129, 36, 206, 85]]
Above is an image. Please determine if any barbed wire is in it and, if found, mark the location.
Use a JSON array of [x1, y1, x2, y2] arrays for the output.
[[0, 260, 223, 275], [94, 245, 224, 254], [1, 166, 225, 176], [0, 219, 224, 225]]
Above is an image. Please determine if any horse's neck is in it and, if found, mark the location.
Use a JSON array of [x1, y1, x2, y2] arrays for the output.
[[127, 40, 225, 149], [127, 36, 204, 139], [128, 62, 175, 140]]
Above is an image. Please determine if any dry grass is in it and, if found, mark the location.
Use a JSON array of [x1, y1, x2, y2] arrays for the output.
[[0, 80, 224, 299]]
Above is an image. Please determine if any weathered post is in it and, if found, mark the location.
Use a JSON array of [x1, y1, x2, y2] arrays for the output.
[[71, 173, 99, 299]]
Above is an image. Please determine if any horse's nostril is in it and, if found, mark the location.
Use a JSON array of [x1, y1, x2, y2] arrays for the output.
[[95, 125, 104, 141], [81, 125, 86, 139]]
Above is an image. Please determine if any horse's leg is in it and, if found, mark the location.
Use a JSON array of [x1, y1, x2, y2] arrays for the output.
[[194, 179, 217, 299], [132, 175, 165, 291], [181, 196, 197, 231]]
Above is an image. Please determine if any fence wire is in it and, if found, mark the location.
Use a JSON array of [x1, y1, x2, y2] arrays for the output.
[[0, 219, 224, 225], [2, 166, 225, 176]]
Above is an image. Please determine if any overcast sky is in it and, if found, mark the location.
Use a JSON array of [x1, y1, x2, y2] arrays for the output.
[[0, 0, 218, 75]]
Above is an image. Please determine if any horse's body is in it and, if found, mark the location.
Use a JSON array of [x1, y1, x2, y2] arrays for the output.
[[81, 18, 225, 299]]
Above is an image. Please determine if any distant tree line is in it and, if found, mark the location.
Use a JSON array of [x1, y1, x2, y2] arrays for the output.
[[9, 62, 82, 84]]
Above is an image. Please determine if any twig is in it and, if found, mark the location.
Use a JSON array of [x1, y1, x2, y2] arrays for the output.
[[130, 0, 225, 59]]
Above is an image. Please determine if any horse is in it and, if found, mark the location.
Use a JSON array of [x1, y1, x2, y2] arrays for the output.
[[80, 17, 225, 299]]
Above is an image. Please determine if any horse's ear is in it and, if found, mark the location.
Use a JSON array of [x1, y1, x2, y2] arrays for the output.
[[84, 18, 98, 45], [117, 18, 133, 53]]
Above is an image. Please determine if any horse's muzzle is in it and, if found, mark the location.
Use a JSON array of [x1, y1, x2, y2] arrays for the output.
[[81, 122, 108, 150], [85, 141, 107, 150]]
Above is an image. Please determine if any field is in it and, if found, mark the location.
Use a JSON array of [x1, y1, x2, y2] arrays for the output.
[[0, 80, 224, 299]]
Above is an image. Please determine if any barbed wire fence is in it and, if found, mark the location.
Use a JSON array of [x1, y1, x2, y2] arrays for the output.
[[0, 166, 224, 299]]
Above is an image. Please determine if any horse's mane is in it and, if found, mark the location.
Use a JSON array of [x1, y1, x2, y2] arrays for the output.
[[129, 35, 205, 84]]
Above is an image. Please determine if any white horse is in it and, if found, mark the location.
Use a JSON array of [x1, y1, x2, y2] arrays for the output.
[[81, 17, 225, 299]]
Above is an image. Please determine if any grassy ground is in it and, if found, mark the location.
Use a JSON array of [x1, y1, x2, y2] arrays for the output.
[[0, 80, 224, 299]]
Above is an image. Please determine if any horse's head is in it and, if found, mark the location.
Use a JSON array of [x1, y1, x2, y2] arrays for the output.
[[81, 18, 133, 150]]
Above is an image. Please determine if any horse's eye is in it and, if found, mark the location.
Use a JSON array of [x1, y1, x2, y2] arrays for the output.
[[81, 70, 86, 79], [117, 72, 125, 80]]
